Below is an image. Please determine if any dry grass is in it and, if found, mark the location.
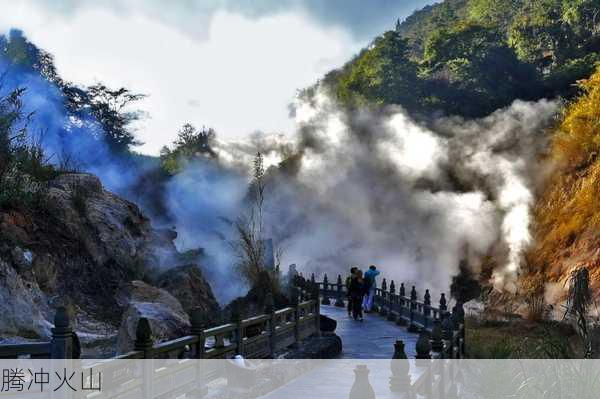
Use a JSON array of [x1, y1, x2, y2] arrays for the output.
[[466, 316, 583, 358], [527, 67, 600, 282]]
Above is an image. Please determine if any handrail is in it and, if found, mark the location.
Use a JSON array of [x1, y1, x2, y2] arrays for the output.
[[0, 342, 51, 358], [204, 323, 236, 336], [240, 314, 270, 328]]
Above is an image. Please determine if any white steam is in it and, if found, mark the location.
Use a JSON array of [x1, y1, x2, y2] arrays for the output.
[[168, 90, 558, 301]]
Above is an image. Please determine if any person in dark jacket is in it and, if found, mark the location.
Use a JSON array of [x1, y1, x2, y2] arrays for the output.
[[345, 266, 357, 316], [348, 269, 365, 321]]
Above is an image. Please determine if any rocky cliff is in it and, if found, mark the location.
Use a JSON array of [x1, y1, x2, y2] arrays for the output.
[[0, 173, 219, 354]]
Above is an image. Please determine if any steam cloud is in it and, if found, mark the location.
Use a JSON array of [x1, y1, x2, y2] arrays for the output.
[[191, 90, 559, 299], [1, 40, 559, 302]]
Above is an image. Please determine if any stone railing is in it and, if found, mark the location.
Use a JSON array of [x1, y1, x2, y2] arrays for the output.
[[0, 287, 320, 360], [303, 273, 465, 359]]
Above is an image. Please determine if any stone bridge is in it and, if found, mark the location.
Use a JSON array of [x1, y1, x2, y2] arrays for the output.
[[0, 274, 465, 360]]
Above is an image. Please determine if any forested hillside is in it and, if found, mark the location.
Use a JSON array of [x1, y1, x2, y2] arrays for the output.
[[323, 0, 600, 117]]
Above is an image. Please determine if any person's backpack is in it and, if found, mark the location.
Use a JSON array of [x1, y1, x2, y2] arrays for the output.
[[364, 274, 374, 290]]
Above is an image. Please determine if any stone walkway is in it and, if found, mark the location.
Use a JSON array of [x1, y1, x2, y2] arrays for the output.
[[260, 305, 422, 398], [320, 304, 418, 358]]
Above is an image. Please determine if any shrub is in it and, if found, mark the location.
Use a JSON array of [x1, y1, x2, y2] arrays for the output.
[[0, 86, 57, 211]]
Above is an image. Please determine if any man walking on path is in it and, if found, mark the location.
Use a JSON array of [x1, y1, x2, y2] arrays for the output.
[[362, 265, 380, 312], [348, 269, 365, 321], [345, 267, 357, 317]]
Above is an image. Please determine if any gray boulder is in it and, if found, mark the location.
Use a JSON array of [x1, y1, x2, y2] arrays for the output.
[[0, 260, 51, 339], [116, 281, 190, 354], [155, 265, 220, 323]]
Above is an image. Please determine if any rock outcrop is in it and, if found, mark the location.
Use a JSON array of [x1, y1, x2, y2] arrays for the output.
[[0, 259, 51, 339], [155, 265, 220, 323], [0, 173, 219, 347], [116, 281, 191, 354]]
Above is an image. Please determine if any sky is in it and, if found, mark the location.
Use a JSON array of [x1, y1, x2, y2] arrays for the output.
[[0, 0, 436, 154]]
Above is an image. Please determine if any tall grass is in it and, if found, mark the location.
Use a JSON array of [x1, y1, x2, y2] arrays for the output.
[[529, 66, 600, 277]]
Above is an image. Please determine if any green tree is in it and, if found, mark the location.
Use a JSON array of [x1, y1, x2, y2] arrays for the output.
[[467, 0, 522, 29], [423, 22, 540, 115], [159, 123, 217, 174], [64, 84, 146, 154], [335, 30, 421, 109], [173, 123, 215, 156], [508, 0, 575, 67]]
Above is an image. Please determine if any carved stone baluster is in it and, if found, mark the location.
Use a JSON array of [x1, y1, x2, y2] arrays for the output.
[[430, 319, 444, 354], [399, 282, 406, 309], [389, 340, 411, 396], [439, 293, 448, 315], [134, 317, 154, 358], [416, 330, 432, 360], [335, 274, 345, 307], [264, 293, 276, 357], [191, 308, 207, 359], [408, 286, 419, 333], [380, 278, 388, 316], [321, 274, 331, 305], [423, 289, 431, 329], [50, 306, 76, 359], [388, 280, 397, 322]]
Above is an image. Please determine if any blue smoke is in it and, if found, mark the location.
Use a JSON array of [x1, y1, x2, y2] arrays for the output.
[[0, 30, 252, 303], [0, 30, 152, 198]]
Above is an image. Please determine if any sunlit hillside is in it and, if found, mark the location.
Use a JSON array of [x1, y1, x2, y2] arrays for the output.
[[527, 67, 600, 293]]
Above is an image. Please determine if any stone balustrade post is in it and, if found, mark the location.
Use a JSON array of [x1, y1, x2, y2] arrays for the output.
[[439, 293, 447, 313], [415, 330, 432, 399], [321, 274, 331, 305], [408, 286, 418, 333], [388, 280, 397, 322], [190, 308, 206, 359], [452, 302, 465, 358], [50, 307, 76, 359], [264, 293, 276, 357], [134, 317, 154, 397], [399, 283, 406, 309], [231, 303, 244, 356], [441, 316, 453, 359], [424, 289, 431, 317], [379, 278, 388, 316], [134, 317, 154, 358], [310, 273, 315, 285], [190, 308, 208, 398], [335, 274, 345, 307], [430, 319, 443, 353], [311, 283, 321, 336], [415, 330, 432, 360], [423, 289, 431, 329], [389, 340, 411, 395], [290, 286, 301, 346]]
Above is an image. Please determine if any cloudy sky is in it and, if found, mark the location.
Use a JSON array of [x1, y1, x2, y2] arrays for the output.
[[0, 0, 435, 154]]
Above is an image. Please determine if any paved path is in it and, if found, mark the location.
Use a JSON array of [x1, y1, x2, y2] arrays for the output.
[[261, 305, 422, 398], [320, 304, 418, 358]]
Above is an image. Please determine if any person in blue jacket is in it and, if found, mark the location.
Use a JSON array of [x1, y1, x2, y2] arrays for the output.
[[362, 265, 380, 312]]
